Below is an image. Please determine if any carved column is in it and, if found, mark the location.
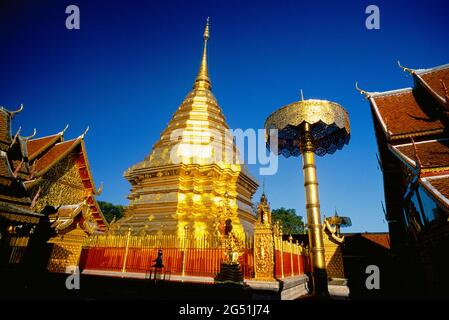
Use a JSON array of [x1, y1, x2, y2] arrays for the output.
[[253, 222, 275, 281]]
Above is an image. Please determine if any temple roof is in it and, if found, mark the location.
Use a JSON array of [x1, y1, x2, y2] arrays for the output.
[[363, 63, 449, 141], [359, 233, 390, 249], [0, 105, 106, 229], [24, 131, 107, 230], [27, 133, 63, 160], [0, 106, 38, 221], [415, 64, 449, 106], [33, 138, 80, 176], [370, 88, 445, 140], [365, 62, 449, 213], [391, 139, 449, 173], [342, 232, 391, 249]]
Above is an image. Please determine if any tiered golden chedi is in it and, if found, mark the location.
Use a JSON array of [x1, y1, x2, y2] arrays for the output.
[[116, 20, 258, 237]]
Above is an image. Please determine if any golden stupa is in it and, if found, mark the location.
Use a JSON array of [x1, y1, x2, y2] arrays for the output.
[[116, 19, 259, 237]]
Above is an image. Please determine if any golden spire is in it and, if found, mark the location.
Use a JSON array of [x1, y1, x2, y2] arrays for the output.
[[193, 17, 211, 90]]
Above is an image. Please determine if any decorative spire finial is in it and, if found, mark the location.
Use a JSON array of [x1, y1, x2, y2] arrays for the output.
[[80, 126, 89, 138], [204, 17, 210, 41], [96, 182, 103, 196], [60, 124, 69, 136], [397, 60, 415, 75], [355, 81, 371, 98], [7, 103, 24, 118], [193, 18, 212, 90], [22, 128, 37, 140]]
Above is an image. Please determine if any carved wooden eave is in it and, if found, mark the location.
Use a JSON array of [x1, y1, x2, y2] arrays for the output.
[[0, 202, 43, 224], [86, 196, 107, 231], [76, 139, 108, 230], [388, 144, 420, 175], [77, 140, 96, 194], [50, 201, 99, 235]]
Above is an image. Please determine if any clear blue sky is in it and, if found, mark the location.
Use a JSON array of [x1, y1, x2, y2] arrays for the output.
[[1, 0, 448, 232]]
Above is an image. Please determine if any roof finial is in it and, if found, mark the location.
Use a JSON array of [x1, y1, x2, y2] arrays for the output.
[[7, 103, 24, 118], [80, 126, 90, 138], [22, 128, 37, 140], [60, 124, 69, 136], [397, 60, 415, 75], [355, 81, 371, 98], [193, 18, 212, 90], [300, 89, 304, 101], [96, 182, 103, 196]]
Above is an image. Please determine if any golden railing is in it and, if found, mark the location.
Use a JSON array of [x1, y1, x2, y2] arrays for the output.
[[80, 231, 254, 279], [7, 236, 29, 264], [273, 235, 310, 278]]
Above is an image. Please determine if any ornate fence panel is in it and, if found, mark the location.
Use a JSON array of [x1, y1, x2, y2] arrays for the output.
[[273, 235, 310, 279], [80, 232, 254, 279], [240, 234, 254, 279]]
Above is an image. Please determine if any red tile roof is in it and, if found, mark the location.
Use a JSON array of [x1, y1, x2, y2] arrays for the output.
[[393, 139, 449, 170], [371, 89, 445, 139], [360, 233, 390, 249], [34, 139, 80, 174], [27, 134, 61, 160], [418, 67, 449, 103]]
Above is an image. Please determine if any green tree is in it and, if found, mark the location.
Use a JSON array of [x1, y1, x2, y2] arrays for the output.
[[272, 207, 306, 235], [98, 201, 125, 223]]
